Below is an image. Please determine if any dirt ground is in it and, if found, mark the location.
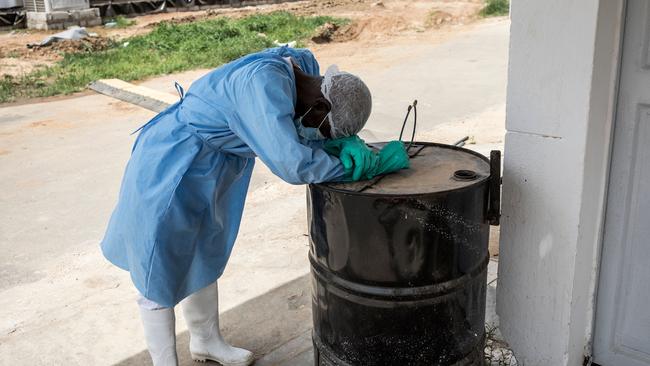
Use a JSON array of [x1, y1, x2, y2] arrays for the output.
[[0, 0, 484, 77]]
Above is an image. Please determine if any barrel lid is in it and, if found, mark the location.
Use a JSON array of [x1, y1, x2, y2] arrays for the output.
[[322, 142, 491, 195]]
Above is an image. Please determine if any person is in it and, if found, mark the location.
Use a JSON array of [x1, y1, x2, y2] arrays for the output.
[[101, 46, 408, 366]]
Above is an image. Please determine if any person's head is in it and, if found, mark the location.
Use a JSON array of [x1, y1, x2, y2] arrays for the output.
[[294, 65, 372, 139]]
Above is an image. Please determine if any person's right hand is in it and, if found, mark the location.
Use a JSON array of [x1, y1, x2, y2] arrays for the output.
[[324, 135, 378, 181]]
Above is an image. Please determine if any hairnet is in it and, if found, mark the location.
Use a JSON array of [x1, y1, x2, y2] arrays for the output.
[[321, 65, 372, 139]]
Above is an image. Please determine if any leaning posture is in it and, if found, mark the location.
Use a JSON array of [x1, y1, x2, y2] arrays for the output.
[[101, 46, 411, 366]]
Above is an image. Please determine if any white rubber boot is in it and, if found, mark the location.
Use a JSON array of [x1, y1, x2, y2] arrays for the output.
[[182, 282, 254, 366], [139, 307, 179, 366]]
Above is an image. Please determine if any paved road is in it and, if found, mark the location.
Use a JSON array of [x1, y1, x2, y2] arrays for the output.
[[357, 20, 508, 140], [0, 19, 509, 365]]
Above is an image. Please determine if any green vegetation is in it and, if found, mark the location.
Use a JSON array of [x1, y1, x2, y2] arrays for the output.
[[425, 10, 452, 28], [479, 0, 509, 17], [108, 15, 137, 28], [0, 12, 346, 103], [5, 50, 21, 58]]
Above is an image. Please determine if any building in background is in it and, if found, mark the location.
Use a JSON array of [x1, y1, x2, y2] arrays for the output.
[[0, 0, 297, 29], [24, 0, 101, 30]]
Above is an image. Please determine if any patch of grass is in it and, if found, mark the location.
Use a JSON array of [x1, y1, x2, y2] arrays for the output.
[[109, 15, 137, 28], [425, 10, 454, 28], [479, 0, 509, 17], [6, 50, 21, 58], [0, 11, 346, 103], [0, 76, 16, 102]]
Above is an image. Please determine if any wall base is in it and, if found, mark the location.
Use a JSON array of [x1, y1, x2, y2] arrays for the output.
[[26, 8, 101, 30]]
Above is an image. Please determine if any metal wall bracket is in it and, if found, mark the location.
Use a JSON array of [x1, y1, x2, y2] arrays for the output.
[[488, 150, 502, 226]]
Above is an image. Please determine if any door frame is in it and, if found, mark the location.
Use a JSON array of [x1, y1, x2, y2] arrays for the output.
[[589, 1, 628, 363], [554, 0, 627, 361], [591, 0, 650, 364]]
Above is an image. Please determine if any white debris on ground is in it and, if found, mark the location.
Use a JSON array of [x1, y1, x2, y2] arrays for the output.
[[27, 26, 91, 48], [485, 326, 518, 365], [484, 261, 518, 365]]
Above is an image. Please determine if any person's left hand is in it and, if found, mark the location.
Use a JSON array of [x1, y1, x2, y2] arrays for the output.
[[368, 140, 410, 177]]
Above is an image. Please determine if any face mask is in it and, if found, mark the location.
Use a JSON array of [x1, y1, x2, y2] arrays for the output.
[[294, 107, 329, 141]]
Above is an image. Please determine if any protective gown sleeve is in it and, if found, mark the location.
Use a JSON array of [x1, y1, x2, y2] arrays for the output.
[[230, 63, 346, 185]]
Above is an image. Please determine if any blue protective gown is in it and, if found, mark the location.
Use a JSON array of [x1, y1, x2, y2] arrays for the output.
[[101, 47, 346, 307]]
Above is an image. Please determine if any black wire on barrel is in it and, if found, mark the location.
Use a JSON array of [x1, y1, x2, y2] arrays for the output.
[[410, 100, 417, 150], [399, 100, 418, 151], [398, 105, 412, 141]]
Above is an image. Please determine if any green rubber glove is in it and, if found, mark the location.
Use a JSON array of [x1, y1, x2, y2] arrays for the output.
[[369, 141, 410, 176], [324, 135, 378, 181]]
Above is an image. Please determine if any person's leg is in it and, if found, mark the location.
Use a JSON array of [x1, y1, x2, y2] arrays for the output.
[[138, 295, 179, 366], [181, 281, 254, 366]]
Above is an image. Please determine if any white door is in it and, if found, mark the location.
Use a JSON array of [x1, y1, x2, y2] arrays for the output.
[[593, 1, 650, 365]]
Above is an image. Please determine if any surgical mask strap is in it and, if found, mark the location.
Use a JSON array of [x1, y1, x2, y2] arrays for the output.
[[317, 111, 330, 129], [300, 106, 313, 121], [302, 107, 329, 131]]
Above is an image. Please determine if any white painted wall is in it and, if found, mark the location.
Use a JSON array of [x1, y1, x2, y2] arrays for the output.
[[497, 1, 624, 365], [44, 0, 89, 12]]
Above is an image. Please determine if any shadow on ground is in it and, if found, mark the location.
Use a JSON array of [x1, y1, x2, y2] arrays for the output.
[[112, 264, 511, 365], [113, 274, 313, 366]]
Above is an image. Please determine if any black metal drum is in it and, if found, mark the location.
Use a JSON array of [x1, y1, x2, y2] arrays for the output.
[[307, 142, 501, 366]]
